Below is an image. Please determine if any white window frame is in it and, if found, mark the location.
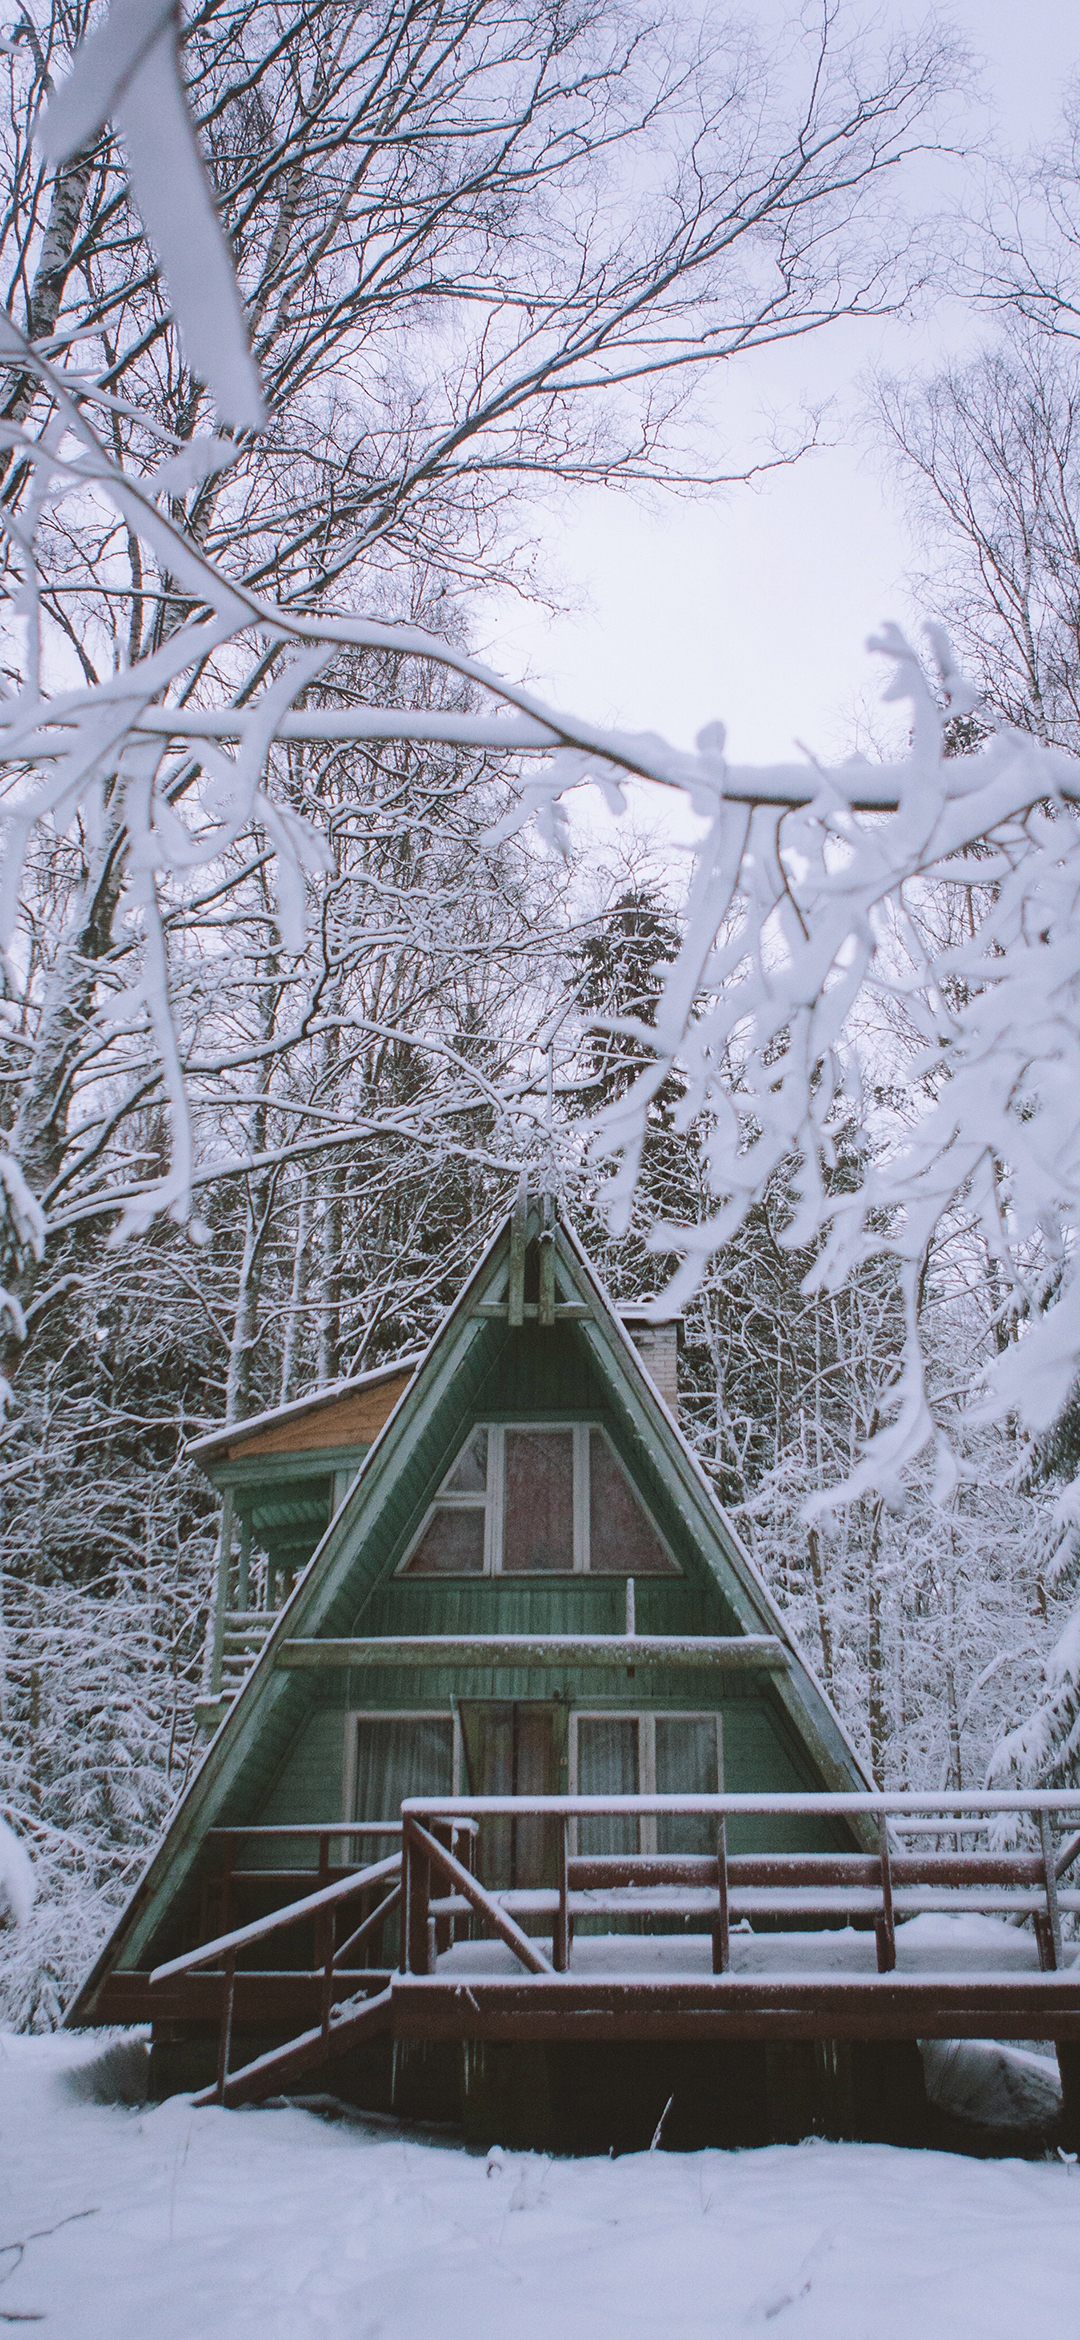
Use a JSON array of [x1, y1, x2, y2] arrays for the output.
[[568, 1708, 724, 1855], [397, 1421, 677, 1576], [343, 1706, 463, 1826]]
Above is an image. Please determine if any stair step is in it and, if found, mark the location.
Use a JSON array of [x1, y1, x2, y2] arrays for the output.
[[192, 1982, 396, 2108]]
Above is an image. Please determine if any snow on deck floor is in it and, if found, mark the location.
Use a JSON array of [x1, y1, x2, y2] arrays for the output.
[[435, 1912, 1045, 1978], [1, 2031, 1078, 2340]]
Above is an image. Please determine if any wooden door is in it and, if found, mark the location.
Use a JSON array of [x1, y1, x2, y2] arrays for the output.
[[458, 1701, 567, 1889]]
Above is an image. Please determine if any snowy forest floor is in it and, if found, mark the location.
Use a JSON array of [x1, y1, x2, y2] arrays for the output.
[[1, 2034, 1079, 2338]]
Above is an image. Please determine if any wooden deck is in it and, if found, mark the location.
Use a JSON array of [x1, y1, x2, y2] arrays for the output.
[[91, 1791, 1080, 2113]]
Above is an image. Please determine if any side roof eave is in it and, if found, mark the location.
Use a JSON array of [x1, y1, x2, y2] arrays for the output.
[[65, 1202, 869, 2020], [65, 1213, 515, 2015], [550, 1215, 872, 1799], [186, 1352, 425, 1466]]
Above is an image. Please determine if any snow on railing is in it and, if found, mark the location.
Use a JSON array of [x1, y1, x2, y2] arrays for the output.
[[400, 1790, 1080, 1986]]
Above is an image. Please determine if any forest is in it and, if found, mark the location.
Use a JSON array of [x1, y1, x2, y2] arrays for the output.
[[3, 0, 1080, 2032]]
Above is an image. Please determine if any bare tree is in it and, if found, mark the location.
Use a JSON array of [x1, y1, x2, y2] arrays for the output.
[[0, 0, 959, 1366], [875, 335, 1080, 748]]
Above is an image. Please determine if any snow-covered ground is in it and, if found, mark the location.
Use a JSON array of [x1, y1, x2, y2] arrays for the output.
[[1, 2032, 1078, 2339]]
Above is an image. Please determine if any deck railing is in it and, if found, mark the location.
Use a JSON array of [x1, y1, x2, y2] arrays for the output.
[[147, 1791, 1080, 2107], [150, 1818, 475, 2102], [400, 1790, 1080, 1982]]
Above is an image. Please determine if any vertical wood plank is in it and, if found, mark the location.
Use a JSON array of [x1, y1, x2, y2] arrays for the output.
[[404, 1819, 431, 1975], [713, 1818, 730, 1974], [206, 1491, 234, 1698], [236, 1514, 251, 1610], [876, 1813, 896, 1973], [554, 1816, 570, 1972], [1039, 1808, 1063, 1970], [216, 1951, 236, 2104]]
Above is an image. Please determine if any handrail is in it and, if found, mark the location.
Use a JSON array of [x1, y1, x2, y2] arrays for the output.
[[205, 1822, 405, 1838], [402, 1791, 1080, 1817], [150, 1851, 401, 1983], [1057, 1828, 1080, 1880], [404, 1818, 552, 1977]]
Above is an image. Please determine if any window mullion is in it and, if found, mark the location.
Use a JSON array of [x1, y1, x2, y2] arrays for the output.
[[573, 1424, 589, 1571], [640, 1713, 656, 1857], [487, 1425, 504, 1573]]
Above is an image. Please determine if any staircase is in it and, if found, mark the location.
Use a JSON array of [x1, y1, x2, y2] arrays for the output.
[[194, 1608, 279, 1735], [221, 1608, 278, 1690], [149, 1848, 403, 2107]]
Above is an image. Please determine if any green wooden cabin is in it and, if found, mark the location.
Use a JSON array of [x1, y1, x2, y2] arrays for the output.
[[68, 1193, 886, 2147]]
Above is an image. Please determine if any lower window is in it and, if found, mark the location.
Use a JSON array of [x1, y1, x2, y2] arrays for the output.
[[349, 1710, 459, 1849], [571, 1710, 722, 1856]]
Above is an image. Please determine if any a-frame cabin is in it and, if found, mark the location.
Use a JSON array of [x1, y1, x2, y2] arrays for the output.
[[65, 1193, 1080, 2152]]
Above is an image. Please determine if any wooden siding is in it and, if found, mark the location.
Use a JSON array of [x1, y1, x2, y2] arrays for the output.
[[224, 1368, 413, 1460], [251, 1706, 349, 1849], [328, 1323, 745, 1637], [193, 1319, 848, 1898]]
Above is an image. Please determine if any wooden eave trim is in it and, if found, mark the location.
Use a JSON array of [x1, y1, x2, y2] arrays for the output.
[[205, 1444, 369, 1492], [276, 1634, 789, 1672]]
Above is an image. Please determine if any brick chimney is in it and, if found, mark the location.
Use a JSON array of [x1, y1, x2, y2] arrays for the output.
[[618, 1308, 682, 1414]]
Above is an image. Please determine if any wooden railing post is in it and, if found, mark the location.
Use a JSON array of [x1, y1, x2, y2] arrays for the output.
[[876, 1813, 896, 1972], [215, 1950, 236, 2104], [1039, 1808, 1063, 1970], [713, 1818, 730, 1974], [554, 1817, 570, 1972], [432, 1821, 453, 1958], [403, 1817, 431, 1975]]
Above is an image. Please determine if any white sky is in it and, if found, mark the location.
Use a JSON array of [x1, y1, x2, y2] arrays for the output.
[[485, 1, 1080, 775]]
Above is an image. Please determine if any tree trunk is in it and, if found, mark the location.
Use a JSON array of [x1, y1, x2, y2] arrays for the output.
[[867, 1497, 886, 1789]]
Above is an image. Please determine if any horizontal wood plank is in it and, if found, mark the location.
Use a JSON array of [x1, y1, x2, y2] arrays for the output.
[[276, 1634, 789, 1671]]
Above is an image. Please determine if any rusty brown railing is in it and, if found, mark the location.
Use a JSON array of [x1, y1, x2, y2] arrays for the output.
[[400, 1790, 1080, 1981]]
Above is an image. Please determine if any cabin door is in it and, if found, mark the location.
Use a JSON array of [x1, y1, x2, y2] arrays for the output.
[[458, 1701, 567, 1890]]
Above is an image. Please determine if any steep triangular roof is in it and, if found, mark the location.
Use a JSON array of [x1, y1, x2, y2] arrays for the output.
[[67, 1196, 870, 2018]]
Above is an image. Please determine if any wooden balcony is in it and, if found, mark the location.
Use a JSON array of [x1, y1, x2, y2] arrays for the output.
[[114, 1790, 1080, 2115]]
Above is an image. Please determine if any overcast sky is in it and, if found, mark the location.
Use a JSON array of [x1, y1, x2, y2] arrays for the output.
[[486, 1, 1080, 779]]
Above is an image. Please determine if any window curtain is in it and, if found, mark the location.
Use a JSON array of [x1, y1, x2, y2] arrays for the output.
[[576, 1716, 640, 1856], [352, 1714, 454, 1847], [654, 1715, 719, 1855]]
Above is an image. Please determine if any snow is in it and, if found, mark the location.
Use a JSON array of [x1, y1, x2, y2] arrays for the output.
[[0, 1817, 35, 1927], [921, 2038, 1062, 2133], [1, 2031, 1078, 2339], [434, 1913, 1044, 1978]]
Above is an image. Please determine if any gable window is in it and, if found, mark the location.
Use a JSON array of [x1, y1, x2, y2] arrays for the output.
[[571, 1709, 722, 1855], [400, 1423, 679, 1575]]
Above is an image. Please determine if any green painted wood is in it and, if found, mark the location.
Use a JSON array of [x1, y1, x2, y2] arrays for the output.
[[277, 1635, 788, 1672], [361, 1577, 725, 1637], [67, 1200, 872, 2017], [207, 1447, 369, 1493]]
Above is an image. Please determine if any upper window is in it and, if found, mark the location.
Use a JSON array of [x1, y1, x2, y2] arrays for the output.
[[401, 1423, 679, 1576]]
